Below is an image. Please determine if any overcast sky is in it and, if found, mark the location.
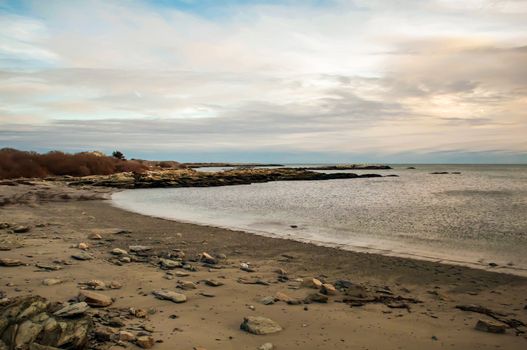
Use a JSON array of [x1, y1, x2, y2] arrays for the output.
[[0, 0, 526, 163]]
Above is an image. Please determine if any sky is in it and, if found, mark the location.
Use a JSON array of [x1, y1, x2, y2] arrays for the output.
[[0, 0, 526, 163]]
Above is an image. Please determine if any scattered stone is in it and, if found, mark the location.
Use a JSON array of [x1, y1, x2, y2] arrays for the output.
[[275, 292, 294, 303], [175, 271, 190, 277], [129, 245, 152, 253], [199, 292, 215, 298], [259, 343, 275, 350], [159, 258, 182, 269], [305, 292, 328, 303], [136, 335, 155, 349], [42, 278, 62, 286], [200, 252, 217, 265], [260, 296, 275, 305], [119, 330, 136, 342], [321, 283, 337, 295], [275, 268, 287, 275], [108, 281, 122, 289], [488, 262, 498, 267], [53, 302, 89, 317], [0, 258, 24, 266], [178, 281, 197, 290], [152, 290, 187, 303], [119, 256, 131, 263], [88, 233, 102, 240], [240, 263, 255, 272], [71, 252, 93, 261], [35, 263, 62, 271], [77, 242, 89, 250], [204, 279, 224, 287], [111, 248, 128, 256], [130, 308, 147, 318], [13, 225, 30, 233], [78, 290, 114, 307], [82, 280, 106, 290], [240, 316, 282, 335], [475, 319, 507, 333], [301, 278, 322, 289]]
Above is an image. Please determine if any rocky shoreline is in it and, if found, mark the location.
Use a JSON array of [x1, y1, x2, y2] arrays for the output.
[[63, 168, 392, 189], [0, 182, 526, 349]]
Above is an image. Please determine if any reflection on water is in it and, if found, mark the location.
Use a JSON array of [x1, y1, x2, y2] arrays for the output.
[[112, 165, 527, 275]]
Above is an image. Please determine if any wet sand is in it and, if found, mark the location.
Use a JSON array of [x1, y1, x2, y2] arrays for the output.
[[1, 182, 526, 349]]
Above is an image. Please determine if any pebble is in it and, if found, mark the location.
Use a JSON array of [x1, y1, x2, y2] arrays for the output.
[[42, 278, 62, 286], [302, 278, 323, 289], [152, 290, 187, 303], [475, 319, 507, 334], [259, 343, 275, 350], [240, 316, 283, 335], [78, 290, 114, 307], [136, 335, 155, 349], [111, 248, 128, 256]]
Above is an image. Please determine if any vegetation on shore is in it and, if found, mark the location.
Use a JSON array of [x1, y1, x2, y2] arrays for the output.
[[0, 148, 147, 179]]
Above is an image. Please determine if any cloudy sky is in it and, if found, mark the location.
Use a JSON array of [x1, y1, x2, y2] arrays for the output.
[[0, 0, 526, 163]]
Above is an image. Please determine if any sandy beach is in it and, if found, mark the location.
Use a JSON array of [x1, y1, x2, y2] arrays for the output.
[[1, 181, 526, 349]]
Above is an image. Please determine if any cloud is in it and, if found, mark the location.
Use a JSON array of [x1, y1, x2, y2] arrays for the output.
[[0, 0, 526, 162]]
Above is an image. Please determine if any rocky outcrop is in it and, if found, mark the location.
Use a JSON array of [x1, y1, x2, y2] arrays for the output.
[[0, 296, 92, 350], [66, 168, 391, 189], [301, 164, 392, 170]]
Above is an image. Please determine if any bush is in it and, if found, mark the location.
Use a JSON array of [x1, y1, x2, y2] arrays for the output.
[[0, 148, 148, 179]]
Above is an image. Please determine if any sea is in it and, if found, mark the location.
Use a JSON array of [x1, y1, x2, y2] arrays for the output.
[[112, 164, 527, 276]]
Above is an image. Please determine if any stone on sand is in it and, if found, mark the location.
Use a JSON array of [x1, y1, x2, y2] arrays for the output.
[[0, 258, 24, 266], [321, 283, 336, 295], [53, 302, 89, 317], [301, 278, 322, 289], [475, 319, 507, 334], [200, 252, 217, 264], [159, 258, 182, 269], [71, 252, 93, 261], [87, 233, 102, 240], [111, 248, 128, 256], [78, 290, 113, 307], [77, 242, 89, 250], [118, 330, 136, 342], [42, 278, 62, 286], [152, 290, 187, 303], [13, 225, 30, 233], [136, 335, 155, 349], [178, 281, 197, 290], [240, 316, 282, 335], [259, 343, 275, 350]]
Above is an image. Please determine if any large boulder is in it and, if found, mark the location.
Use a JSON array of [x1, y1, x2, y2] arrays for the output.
[[0, 296, 92, 350]]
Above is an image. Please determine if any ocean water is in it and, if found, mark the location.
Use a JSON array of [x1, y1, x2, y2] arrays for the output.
[[112, 165, 527, 275]]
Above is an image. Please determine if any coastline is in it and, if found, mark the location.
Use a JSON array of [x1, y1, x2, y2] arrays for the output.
[[111, 190, 527, 278], [1, 182, 526, 349]]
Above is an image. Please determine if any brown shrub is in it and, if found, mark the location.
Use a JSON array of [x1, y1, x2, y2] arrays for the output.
[[0, 148, 148, 179]]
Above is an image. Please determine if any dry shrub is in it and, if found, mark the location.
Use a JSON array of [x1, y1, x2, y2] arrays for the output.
[[0, 148, 148, 179]]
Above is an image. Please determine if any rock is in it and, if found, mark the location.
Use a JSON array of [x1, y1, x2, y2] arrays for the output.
[[475, 319, 507, 334], [260, 296, 275, 305], [301, 278, 322, 289], [240, 263, 255, 272], [108, 281, 122, 289], [0, 296, 91, 349], [83, 279, 106, 290], [178, 281, 197, 290], [305, 292, 328, 303], [35, 263, 62, 271], [152, 290, 187, 303], [53, 302, 89, 317], [71, 252, 93, 261], [274, 268, 287, 275], [87, 233, 102, 240], [77, 242, 89, 250], [275, 292, 294, 303], [240, 316, 282, 335], [94, 325, 117, 341], [204, 279, 224, 287], [136, 335, 155, 348], [0, 258, 24, 266], [118, 330, 136, 342], [321, 283, 336, 295], [200, 252, 217, 264], [13, 225, 30, 233], [199, 292, 215, 298], [119, 256, 131, 263], [78, 290, 113, 307], [42, 279, 62, 286], [129, 245, 152, 253], [159, 258, 181, 269], [175, 271, 190, 277], [259, 343, 274, 350], [111, 248, 128, 256], [335, 280, 354, 289]]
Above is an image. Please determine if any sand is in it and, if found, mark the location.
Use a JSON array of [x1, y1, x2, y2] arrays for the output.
[[1, 181, 526, 349]]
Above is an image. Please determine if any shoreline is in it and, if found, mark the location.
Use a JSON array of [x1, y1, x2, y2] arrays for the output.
[[1, 181, 526, 349], [111, 189, 527, 278]]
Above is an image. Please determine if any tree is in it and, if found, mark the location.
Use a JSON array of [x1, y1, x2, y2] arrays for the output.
[[112, 150, 125, 160]]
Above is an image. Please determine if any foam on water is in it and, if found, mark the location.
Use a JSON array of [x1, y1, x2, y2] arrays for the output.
[[112, 165, 527, 275]]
